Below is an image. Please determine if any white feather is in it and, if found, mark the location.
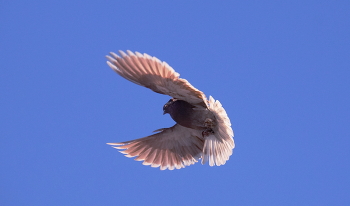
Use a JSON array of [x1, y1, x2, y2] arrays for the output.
[[201, 96, 235, 166]]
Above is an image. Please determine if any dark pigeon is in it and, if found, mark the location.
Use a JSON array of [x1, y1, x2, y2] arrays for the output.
[[106, 50, 234, 170]]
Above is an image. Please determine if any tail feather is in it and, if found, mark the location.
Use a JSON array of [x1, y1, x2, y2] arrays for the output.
[[202, 96, 235, 166]]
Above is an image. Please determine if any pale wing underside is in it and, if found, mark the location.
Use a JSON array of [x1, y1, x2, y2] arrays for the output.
[[107, 124, 204, 170], [106, 50, 208, 108]]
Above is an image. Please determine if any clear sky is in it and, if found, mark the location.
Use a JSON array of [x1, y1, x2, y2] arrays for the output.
[[1, 1, 349, 205]]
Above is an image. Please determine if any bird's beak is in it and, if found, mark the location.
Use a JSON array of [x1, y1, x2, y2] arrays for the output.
[[163, 111, 166, 115]]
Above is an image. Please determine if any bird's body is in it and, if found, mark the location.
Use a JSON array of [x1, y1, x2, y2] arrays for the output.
[[106, 50, 234, 170], [164, 99, 215, 131]]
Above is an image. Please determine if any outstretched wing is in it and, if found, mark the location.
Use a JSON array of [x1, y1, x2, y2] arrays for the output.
[[106, 50, 208, 108], [107, 124, 204, 170]]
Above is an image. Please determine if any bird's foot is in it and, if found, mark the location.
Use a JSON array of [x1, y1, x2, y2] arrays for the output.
[[204, 118, 215, 128], [202, 128, 214, 137]]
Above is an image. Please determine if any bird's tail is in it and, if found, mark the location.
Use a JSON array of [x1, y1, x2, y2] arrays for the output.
[[202, 96, 235, 166]]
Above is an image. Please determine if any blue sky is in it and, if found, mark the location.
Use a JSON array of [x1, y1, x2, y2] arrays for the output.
[[1, 1, 349, 205]]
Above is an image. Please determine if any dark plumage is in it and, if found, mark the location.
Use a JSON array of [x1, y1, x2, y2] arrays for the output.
[[106, 50, 235, 170], [164, 99, 198, 129]]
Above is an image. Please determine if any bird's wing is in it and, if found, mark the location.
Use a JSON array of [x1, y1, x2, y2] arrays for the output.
[[107, 124, 204, 170], [202, 96, 235, 166], [106, 50, 208, 108]]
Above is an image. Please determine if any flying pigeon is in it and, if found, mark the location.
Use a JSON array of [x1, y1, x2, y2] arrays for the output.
[[106, 50, 234, 170]]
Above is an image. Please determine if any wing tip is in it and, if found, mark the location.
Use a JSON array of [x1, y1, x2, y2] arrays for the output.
[[107, 142, 124, 145]]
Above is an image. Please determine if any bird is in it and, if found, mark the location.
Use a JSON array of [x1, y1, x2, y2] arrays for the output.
[[106, 50, 234, 170]]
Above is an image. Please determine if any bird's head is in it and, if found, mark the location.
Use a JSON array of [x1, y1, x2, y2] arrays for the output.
[[163, 98, 176, 115]]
